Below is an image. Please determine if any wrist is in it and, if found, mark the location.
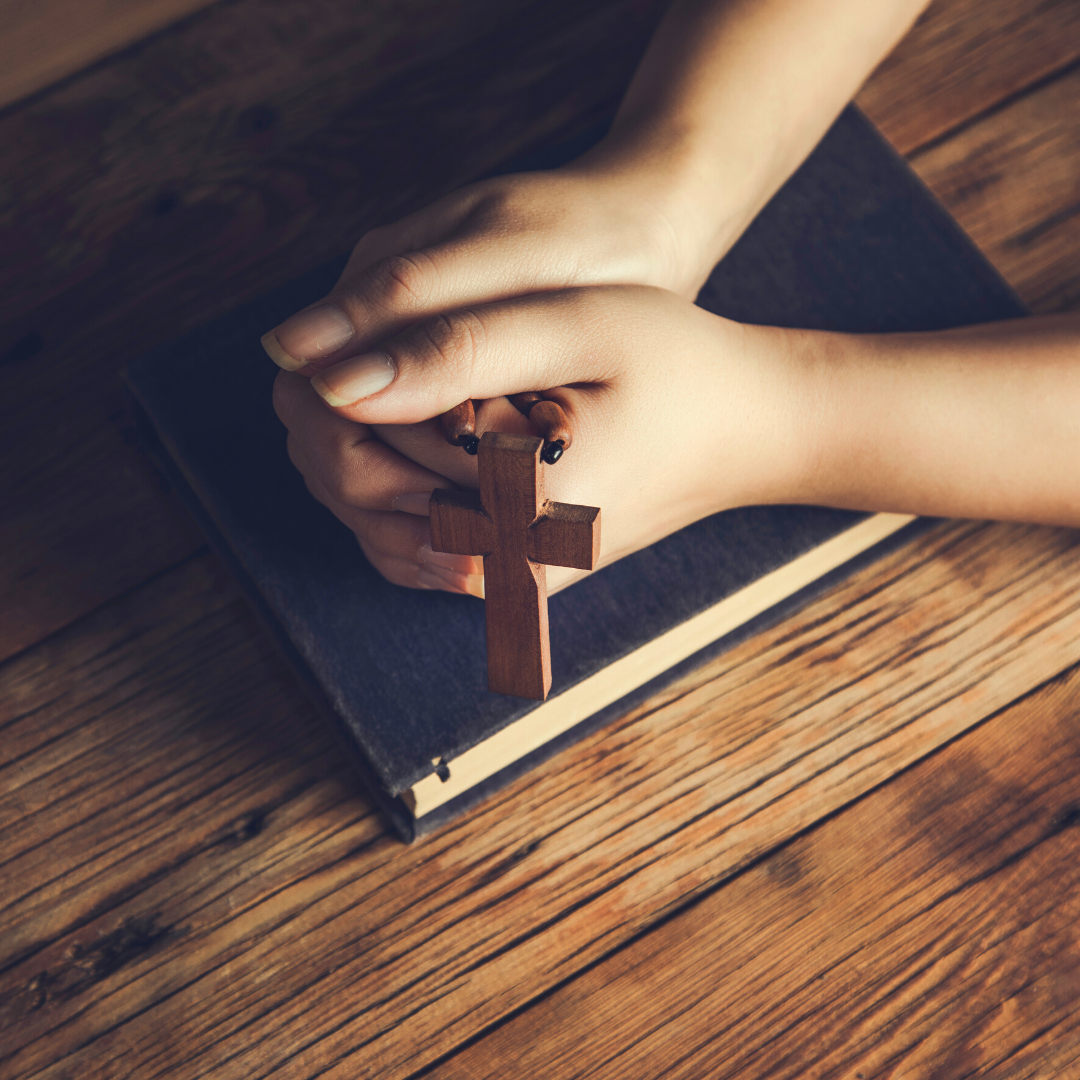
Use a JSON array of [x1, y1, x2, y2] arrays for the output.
[[569, 122, 756, 295], [777, 328, 909, 515], [737, 324, 835, 509], [683, 318, 829, 516]]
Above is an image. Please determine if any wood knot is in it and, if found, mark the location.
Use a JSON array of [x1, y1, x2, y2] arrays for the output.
[[1052, 805, 1080, 834], [211, 809, 267, 849], [152, 192, 180, 216]]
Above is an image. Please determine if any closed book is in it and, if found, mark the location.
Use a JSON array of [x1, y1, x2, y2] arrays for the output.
[[124, 107, 1025, 841]]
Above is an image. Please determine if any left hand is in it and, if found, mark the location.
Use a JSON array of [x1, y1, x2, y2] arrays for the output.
[[258, 150, 733, 380]]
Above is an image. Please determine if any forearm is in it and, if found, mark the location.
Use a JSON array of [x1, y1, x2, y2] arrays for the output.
[[783, 315, 1080, 525], [579, 0, 930, 272]]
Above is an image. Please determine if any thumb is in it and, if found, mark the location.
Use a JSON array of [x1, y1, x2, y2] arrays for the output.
[[307, 289, 617, 426], [261, 194, 477, 372]]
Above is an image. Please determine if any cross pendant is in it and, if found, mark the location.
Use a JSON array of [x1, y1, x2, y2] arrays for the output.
[[428, 432, 601, 700]]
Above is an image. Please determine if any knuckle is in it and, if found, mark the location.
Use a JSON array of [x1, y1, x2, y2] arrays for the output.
[[271, 370, 299, 425], [413, 309, 485, 376], [322, 447, 367, 508], [468, 187, 514, 228], [362, 252, 433, 311], [310, 429, 383, 509], [323, 468, 354, 508]]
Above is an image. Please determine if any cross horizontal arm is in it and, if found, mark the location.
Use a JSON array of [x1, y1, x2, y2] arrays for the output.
[[527, 502, 601, 570], [429, 489, 495, 556]]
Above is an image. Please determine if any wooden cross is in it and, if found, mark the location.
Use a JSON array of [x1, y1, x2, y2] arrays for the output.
[[428, 432, 601, 700]]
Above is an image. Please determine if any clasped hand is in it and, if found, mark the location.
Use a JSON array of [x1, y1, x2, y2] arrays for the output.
[[269, 166, 806, 597]]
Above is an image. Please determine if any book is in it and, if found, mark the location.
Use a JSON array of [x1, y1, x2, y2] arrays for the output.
[[124, 106, 1026, 841]]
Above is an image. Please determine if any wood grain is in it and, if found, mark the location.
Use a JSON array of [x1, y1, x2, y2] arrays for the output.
[[510, 393, 574, 458], [437, 398, 480, 452], [856, 0, 1080, 155], [0, 0, 218, 110], [911, 66, 1080, 314], [434, 661, 1080, 1080], [527, 503, 601, 569], [5, 519, 1080, 1078], [0, 410, 203, 665]]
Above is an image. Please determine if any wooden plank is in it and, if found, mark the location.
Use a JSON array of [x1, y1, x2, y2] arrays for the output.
[[911, 66, 1080, 314], [0, 405, 203, 662], [0, 557, 362, 966], [0, 0, 218, 110], [433, 662, 1080, 1080], [0, 0, 659, 357], [5, 519, 1080, 1078], [0, 5, 1075, 1078], [2, 0, 1066, 382], [856, 0, 1080, 156]]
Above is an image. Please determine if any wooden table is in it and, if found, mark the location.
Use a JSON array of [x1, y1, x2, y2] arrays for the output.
[[3, 0, 1080, 1076]]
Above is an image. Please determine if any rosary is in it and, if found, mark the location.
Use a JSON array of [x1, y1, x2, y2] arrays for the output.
[[437, 392, 573, 463], [427, 393, 600, 701]]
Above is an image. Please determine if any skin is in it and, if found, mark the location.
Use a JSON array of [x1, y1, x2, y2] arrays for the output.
[[266, 0, 1080, 599]]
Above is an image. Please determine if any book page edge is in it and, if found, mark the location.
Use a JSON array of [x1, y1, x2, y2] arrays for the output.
[[405, 512, 916, 818]]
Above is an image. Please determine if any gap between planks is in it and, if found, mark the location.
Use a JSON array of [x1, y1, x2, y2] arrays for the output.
[[0, 0, 220, 110], [431, 657, 1080, 1080]]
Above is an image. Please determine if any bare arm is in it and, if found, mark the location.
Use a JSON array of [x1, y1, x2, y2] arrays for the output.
[[275, 291, 1080, 601], [790, 315, 1080, 525], [586, 0, 932, 288]]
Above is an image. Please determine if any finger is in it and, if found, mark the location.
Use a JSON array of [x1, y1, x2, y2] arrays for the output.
[[260, 176, 632, 375], [354, 507, 483, 578], [261, 191, 483, 372], [274, 368, 368, 435], [337, 193, 479, 291], [359, 540, 484, 599], [295, 450, 450, 582], [322, 174, 658, 355], [357, 542, 434, 592], [294, 449, 483, 577], [417, 561, 485, 599], [307, 287, 625, 425], [274, 371, 453, 509]]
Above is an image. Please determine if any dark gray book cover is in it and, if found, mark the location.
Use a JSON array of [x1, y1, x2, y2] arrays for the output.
[[124, 107, 1025, 840]]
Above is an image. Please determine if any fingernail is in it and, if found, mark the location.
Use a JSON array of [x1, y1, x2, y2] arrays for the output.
[[419, 543, 481, 575], [263, 305, 356, 370], [392, 491, 434, 516], [261, 330, 306, 371], [312, 351, 395, 406], [418, 566, 485, 599]]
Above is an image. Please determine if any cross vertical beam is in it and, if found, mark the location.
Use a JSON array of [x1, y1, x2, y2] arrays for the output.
[[429, 432, 601, 700]]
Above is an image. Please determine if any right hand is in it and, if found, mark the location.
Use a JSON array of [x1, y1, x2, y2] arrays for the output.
[[272, 285, 811, 597]]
